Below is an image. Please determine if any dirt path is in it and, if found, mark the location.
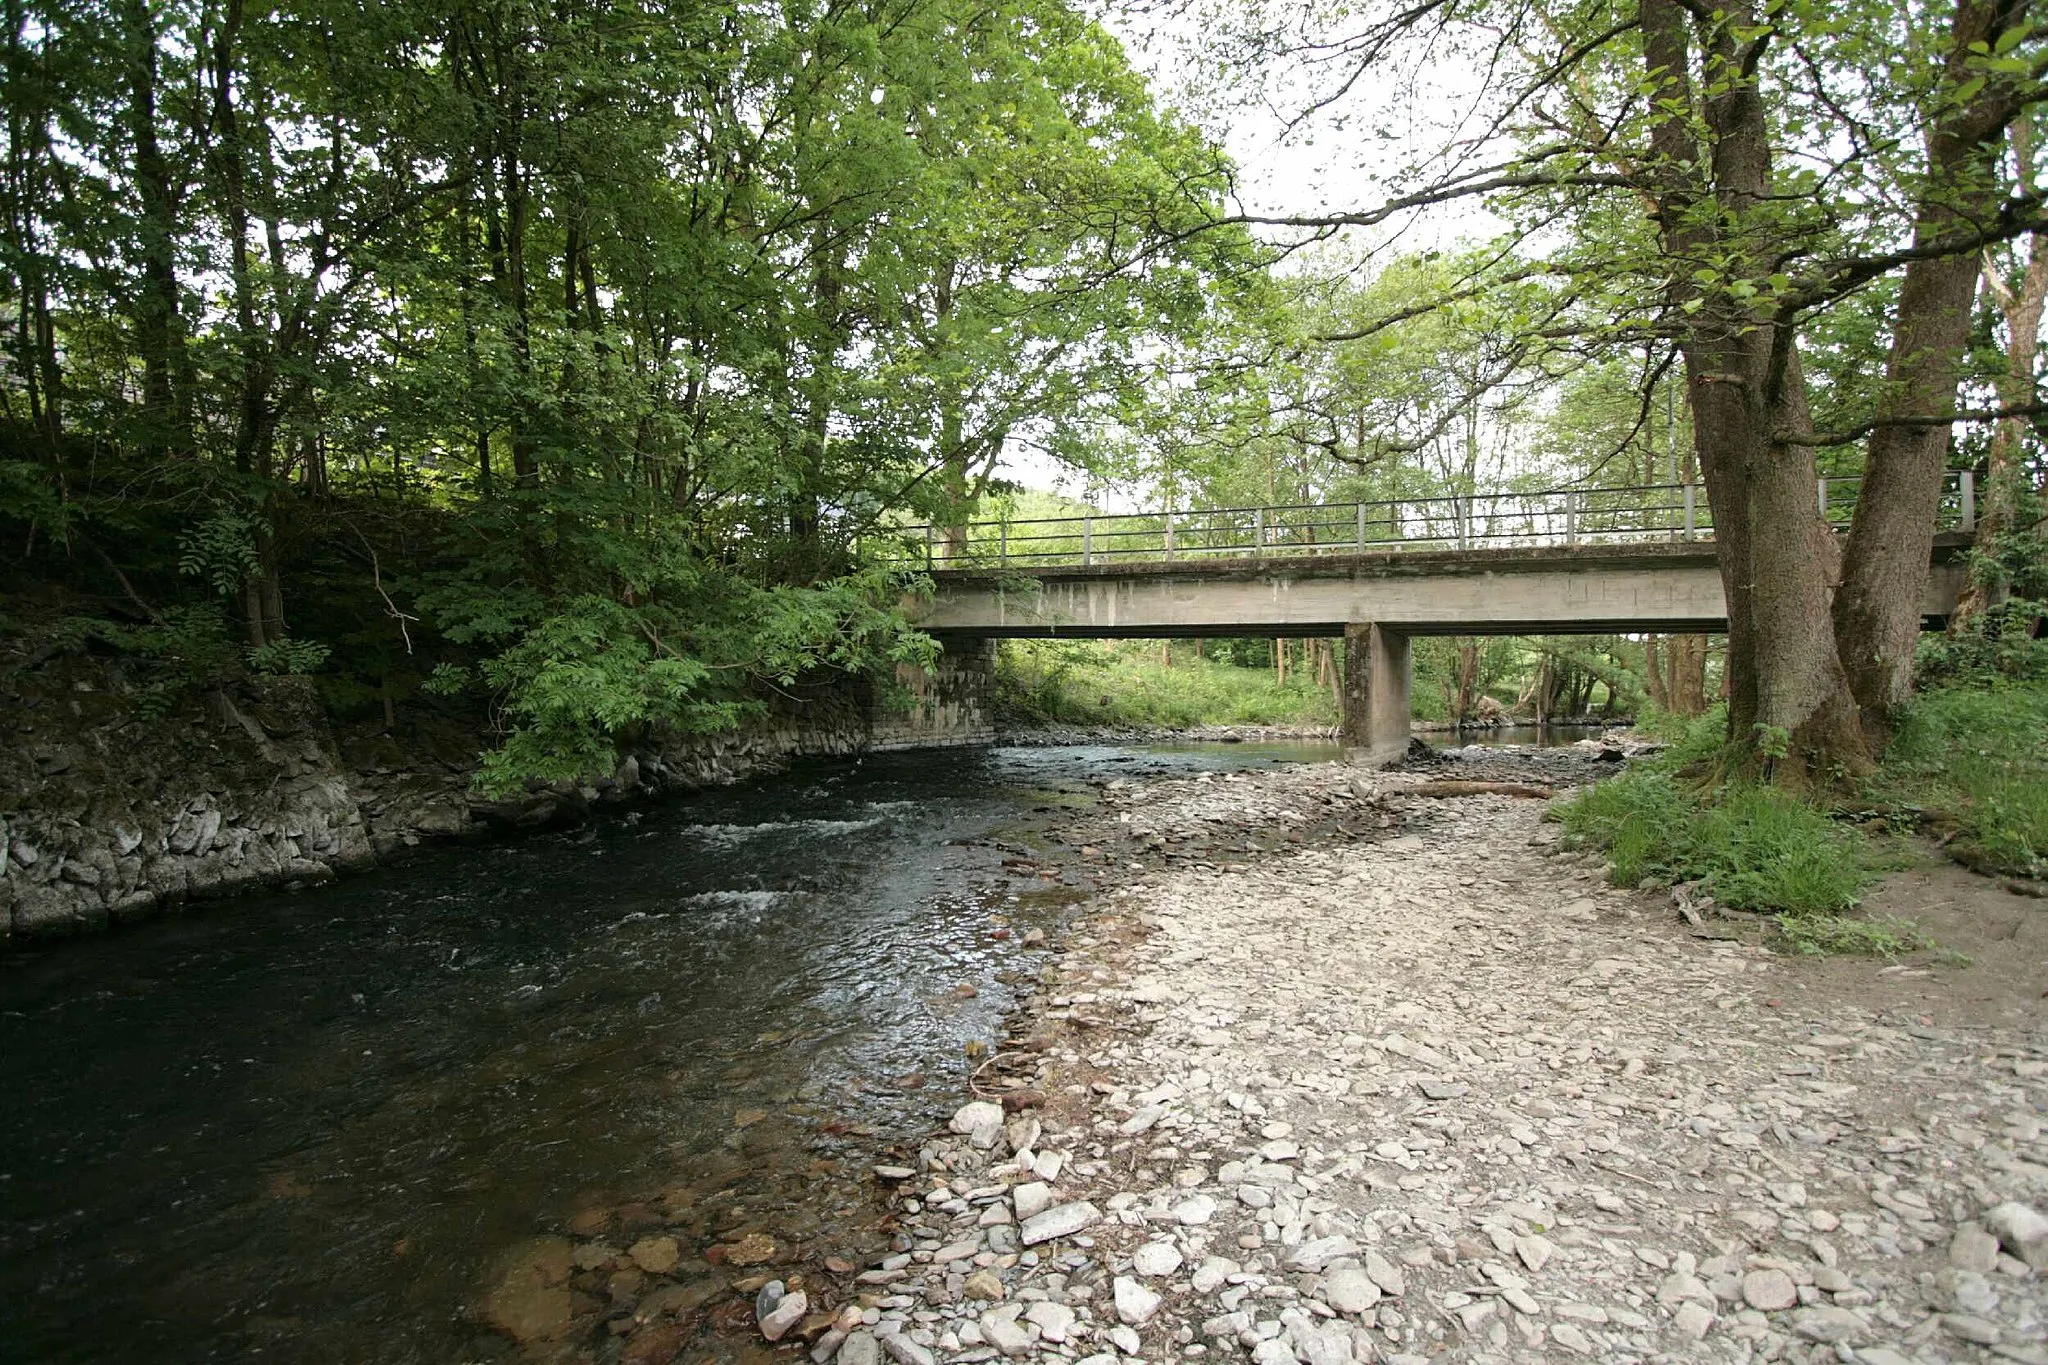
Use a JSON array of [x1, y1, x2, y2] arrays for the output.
[[837, 762, 2047, 1365]]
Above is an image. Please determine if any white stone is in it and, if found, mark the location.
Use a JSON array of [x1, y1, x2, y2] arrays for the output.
[[1672, 1300, 1714, 1340], [1286, 1236, 1358, 1272], [951, 1101, 1005, 1136], [979, 1314, 1033, 1357], [1012, 1181, 1054, 1221], [1320, 1264, 1380, 1314], [879, 1333, 934, 1365], [1132, 1241, 1184, 1277], [1741, 1268, 1797, 1311], [1019, 1201, 1101, 1246], [1119, 1105, 1166, 1135], [1986, 1201, 2048, 1271], [1791, 1306, 1870, 1344], [1114, 1276, 1163, 1326], [1024, 1302, 1077, 1342], [761, 1291, 809, 1342], [1364, 1251, 1406, 1298]]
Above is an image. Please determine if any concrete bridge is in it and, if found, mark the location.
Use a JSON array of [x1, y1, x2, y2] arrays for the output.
[[898, 480, 1981, 765]]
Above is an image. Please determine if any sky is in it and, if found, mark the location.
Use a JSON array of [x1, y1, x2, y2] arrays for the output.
[[991, 0, 1504, 509]]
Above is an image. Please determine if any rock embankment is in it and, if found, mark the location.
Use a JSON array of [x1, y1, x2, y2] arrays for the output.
[[1, 640, 1003, 944], [806, 765, 2045, 1365]]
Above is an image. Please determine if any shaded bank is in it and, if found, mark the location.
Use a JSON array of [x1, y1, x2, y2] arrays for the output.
[[0, 642, 996, 946]]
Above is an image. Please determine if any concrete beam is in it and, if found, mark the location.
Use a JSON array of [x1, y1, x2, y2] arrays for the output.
[[1341, 624, 1411, 768], [908, 538, 1974, 638]]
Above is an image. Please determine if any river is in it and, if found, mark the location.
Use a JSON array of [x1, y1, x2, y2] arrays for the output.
[[0, 740, 1341, 1365]]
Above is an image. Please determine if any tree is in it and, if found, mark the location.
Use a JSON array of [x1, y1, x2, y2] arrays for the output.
[[1172, 0, 2048, 781], [0, 0, 1251, 788]]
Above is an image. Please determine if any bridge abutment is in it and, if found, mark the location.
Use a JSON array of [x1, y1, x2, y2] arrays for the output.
[[1342, 623, 1412, 768]]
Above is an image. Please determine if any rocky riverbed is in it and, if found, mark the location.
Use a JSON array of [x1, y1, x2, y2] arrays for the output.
[[592, 757, 2048, 1365]]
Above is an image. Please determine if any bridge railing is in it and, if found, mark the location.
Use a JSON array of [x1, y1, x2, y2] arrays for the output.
[[889, 473, 1977, 569]]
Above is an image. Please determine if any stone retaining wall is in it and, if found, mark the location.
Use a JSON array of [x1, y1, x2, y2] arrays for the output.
[[0, 651, 993, 947]]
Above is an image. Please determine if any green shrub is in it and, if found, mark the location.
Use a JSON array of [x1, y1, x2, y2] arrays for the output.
[[1876, 679, 2048, 877]]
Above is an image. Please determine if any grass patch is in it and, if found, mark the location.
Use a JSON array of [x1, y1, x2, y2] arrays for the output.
[[1557, 707, 1900, 952], [1872, 679, 2048, 878], [1559, 774, 1872, 921], [996, 640, 1339, 729]]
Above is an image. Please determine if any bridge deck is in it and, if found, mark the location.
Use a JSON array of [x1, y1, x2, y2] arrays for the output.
[[910, 535, 1975, 638]]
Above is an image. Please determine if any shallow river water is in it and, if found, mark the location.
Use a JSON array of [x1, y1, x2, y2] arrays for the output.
[[0, 741, 1338, 1365]]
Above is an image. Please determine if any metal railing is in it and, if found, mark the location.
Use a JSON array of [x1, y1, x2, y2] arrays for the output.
[[890, 472, 1978, 570]]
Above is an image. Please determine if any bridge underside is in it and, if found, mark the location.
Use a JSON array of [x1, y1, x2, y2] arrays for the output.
[[913, 538, 1974, 767]]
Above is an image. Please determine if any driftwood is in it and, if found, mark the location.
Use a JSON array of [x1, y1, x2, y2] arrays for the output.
[[1407, 781, 1556, 800]]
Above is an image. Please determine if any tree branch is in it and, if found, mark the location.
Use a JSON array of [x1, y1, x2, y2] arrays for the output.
[[1778, 400, 2048, 446]]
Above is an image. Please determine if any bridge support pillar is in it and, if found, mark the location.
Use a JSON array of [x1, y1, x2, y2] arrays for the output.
[[1342, 623, 1411, 768]]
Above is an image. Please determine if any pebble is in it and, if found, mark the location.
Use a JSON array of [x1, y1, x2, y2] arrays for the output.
[[982, 1315, 1033, 1357], [1673, 1300, 1715, 1339], [1132, 1242, 1183, 1277], [1113, 1276, 1163, 1326], [627, 1236, 679, 1274], [760, 1289, 808, 1341], [1011, 1182, 1054, 1221], [1018, 1202, 1100, 1246], [1513, 1234, 1553, 1273], [1024, 1302, 1075, 1342], [1988, 1202, 2048, 1271], [1741, 1268, 1798, 1311], [951, 1101, 1005, 1136], [1320, 1264, 1380, 1314], [826, 763, 2048, 1365], [1286, 1237, 1357, 1272], [1790, 1306, 1870, 1344], [881, 1333, 935, 1365]]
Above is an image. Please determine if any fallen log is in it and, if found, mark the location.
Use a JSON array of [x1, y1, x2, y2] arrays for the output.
[[1406, 781, 1556, 800]]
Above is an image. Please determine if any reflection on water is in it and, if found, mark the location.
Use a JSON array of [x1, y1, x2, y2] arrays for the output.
[[0, 741, 1335, 1365]]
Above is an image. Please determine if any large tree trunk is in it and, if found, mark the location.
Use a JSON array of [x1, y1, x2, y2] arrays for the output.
[[1643, 636, 1670, 712], [1834, 0, 2031, 746], [1671, 635, 1710, 715], [1644, 0, 1870, 781]]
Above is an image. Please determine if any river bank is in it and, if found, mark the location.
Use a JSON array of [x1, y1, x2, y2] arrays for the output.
[[0, 643, 995, 946], [992, 722, 1624, 750], [0, 741, 1333, 1365], [734, 754, 2048, 1365]]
